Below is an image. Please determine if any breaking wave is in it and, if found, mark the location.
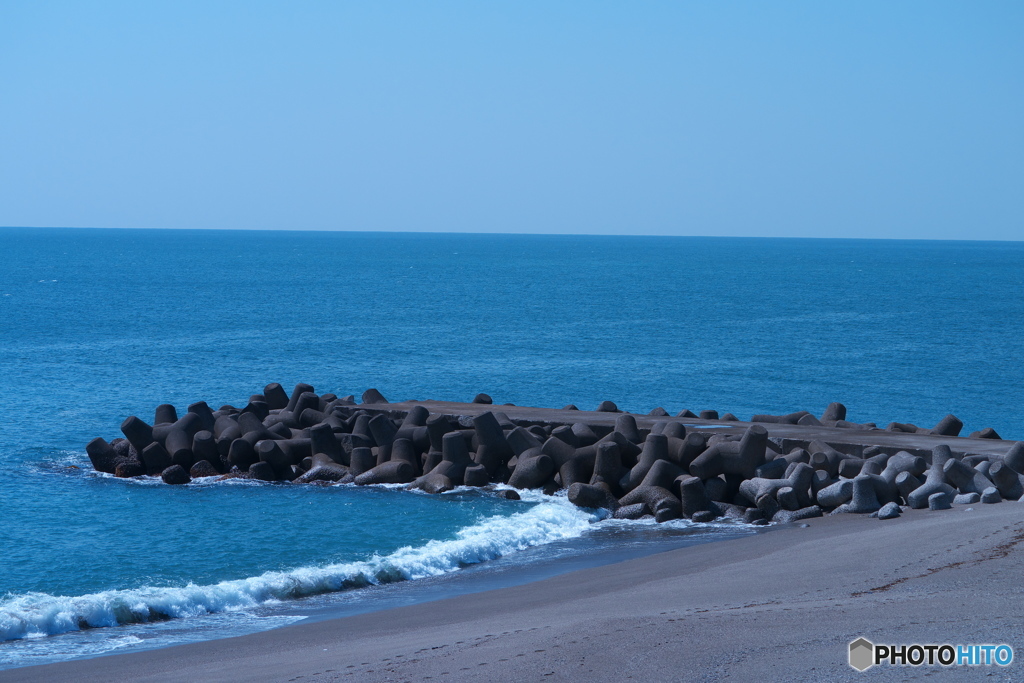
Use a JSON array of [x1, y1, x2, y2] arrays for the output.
[[0, 495, 597, 641]]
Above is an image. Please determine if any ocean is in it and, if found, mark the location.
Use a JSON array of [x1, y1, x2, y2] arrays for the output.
[[1, 228, 1021, 669]]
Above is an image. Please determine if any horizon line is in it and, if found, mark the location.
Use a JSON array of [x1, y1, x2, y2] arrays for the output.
[[1, 224, 1021, 244]]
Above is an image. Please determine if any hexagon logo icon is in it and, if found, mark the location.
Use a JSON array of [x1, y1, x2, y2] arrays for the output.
[[849, 637, 874, 671]]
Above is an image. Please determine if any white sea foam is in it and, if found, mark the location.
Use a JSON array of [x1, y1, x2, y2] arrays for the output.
[[0, 496, 597, 641]]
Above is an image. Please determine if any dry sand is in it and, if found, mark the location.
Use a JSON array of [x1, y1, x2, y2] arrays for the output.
[[4, 504, 1023, 682]]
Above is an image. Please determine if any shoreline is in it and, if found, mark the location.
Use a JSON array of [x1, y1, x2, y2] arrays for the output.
[[0, 507, 760, 671], [287, 516, 761, 627], [4, 503, 1023, 681]]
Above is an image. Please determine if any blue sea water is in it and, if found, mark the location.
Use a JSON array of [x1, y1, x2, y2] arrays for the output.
[[0, 228, 1022, 669]]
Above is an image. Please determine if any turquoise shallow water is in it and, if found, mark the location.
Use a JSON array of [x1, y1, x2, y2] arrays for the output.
[[0, 228, 1022, 667]]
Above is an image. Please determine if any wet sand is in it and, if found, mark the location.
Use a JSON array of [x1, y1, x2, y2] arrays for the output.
[[4, 503, 1023, 682]]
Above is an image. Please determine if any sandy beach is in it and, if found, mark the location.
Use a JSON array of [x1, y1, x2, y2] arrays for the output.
[[4, 503, 1022, 682], [3, 0, 1021, 677]]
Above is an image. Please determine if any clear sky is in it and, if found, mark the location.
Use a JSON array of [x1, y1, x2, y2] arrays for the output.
[[1, 1, 1021, 239]]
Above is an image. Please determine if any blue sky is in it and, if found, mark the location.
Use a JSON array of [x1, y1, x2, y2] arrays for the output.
[[0, 1, 1021, 238]]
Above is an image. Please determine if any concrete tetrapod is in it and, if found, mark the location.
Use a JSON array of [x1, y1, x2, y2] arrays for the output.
[[541, 437, 577, 470], [738, 463, 815, 508], [1004, 442, 1024, 475], [638, 459, 685, 491], [192, 431, 219, 471], [109, 442, 144, 478], [831, 475, 882, 514], [473, 411, 514, 475], [614, 414, 643, 444], [661, 421, 686, 440], [361, 388, 388, 404], [895, 472, 922, 503], [552, 426, 579, 448], [854, 465, 899, 505], [591, 442, 622, 490], [189, 460, 219, 478], [689, 425, 768, 480], [559, 456, 594, 489], [368, 414, 398, 465], [426, 431, 474, 486], [285, 383, 315, 413], [188, 401, 217, 433], [164, 429, 194, 469], [821, 402, 847, 423], [931, 414, 964, 436], [667, 433, 705, 470], [248, 461, 276, 482], [161, 464, 190, 485], [571, 423, 599, 447], [567, 482, 621, 511], [121, 416, 155, 453], [623, 434, 669, 493], [619, 484, 682, 522], [507, 453, 555, 490], [396, 405, 429, 441], [354, 460, 415, 485], [701, 477, 731, 504], [348, 447, 376, 477], [674, 476, 721, 520], [142, 442, 173, 475], [942, 458, 996, 496], [980, 487, 1002, 504], [772, 505, 823, 523], [906, 447, 957, 509], [810, 469, 831, 497], [755, 493, 780, 520], [597, 431, 642, 467], [988, 461, 1024, 501], [390, 438, 421, 476], [807, 441, 860, 478], [256, 440, 292, 480], [796, 412, 823, 427], [754, 459, 788, 480], [226, 438, 256, 471], [506, 427, 543, 457], [463, 464, 490, 487], [86, 437, 121, 474], [880, 452, 927, 484], [154, 404, 178, 425], [262, 382, 289, 410], [816, 479, 854, 509], [776, 487, 800, 511], [309, 423, 345, 465], [294, 453, 348, 483], [613, 503, 648, 520]]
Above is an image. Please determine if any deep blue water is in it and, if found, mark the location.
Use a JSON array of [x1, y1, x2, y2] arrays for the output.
[[0, 228, 1022, 667]]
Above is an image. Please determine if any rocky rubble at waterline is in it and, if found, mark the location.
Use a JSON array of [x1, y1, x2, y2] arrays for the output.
[[85, 384, 1024, 524]]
